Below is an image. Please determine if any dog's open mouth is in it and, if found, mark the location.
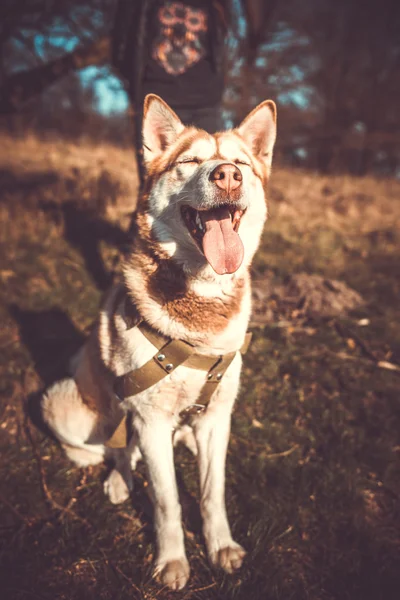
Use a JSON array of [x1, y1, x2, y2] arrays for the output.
[[181, 204, 246, 275]]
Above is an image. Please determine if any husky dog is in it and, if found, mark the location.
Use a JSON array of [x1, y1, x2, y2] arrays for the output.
[[42, 94, 277, 590]]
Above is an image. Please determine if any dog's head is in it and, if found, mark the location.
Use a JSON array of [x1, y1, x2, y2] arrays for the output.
[[141, 94, 277, 277]]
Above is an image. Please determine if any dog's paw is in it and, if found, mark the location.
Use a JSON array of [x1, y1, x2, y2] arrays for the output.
[[210, 542, 246, 574], [153, 558, 190, 591], [103, 468, 132, 504]]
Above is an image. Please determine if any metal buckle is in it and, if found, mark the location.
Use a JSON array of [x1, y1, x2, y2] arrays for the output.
[[179, 403, 206, 418]]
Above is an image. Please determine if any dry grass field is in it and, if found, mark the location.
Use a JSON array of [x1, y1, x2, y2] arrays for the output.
[[0, 134, 399, 600]]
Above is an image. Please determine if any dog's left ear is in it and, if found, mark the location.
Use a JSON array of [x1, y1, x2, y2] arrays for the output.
[[237, 100, 277, 168], [142, 94, 185, 164]]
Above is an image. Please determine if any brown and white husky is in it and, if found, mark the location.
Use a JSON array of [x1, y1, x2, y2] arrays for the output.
[[42, 94, 277, 590]]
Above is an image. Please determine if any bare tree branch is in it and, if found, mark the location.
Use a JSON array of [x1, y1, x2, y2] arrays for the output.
[[0, 36, 110, 113]]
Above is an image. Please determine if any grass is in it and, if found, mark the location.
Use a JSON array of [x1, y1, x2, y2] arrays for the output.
[[0, 134, 399, 600]]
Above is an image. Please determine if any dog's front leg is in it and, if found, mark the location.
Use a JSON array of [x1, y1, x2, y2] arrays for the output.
[[194, 398, 246, 574], [136, 415, 189, 590]]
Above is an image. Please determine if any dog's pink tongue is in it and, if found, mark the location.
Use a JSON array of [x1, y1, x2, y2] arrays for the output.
[[202, 206, 244, 275]]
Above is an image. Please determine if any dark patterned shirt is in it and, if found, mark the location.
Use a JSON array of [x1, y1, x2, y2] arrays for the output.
[[142, 0, 224, 109]]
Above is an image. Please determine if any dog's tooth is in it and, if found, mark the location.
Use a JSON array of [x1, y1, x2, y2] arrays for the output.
[[196, 213, 204, 231]]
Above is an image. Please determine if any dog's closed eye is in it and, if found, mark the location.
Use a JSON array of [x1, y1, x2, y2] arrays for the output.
[[177, 157, 201, 165]]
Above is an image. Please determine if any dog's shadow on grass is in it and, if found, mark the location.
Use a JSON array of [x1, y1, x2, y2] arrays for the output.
[[9, 304, 85, 435], [1, 165, 133, 293], [40, 199, 132, 291]]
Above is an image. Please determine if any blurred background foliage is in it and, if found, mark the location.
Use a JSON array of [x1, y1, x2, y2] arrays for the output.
[[0, 0, 399, 176]]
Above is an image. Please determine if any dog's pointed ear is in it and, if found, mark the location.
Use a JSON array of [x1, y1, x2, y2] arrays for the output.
[[142, 94, 185, 164], [237, 100, 277, 168]]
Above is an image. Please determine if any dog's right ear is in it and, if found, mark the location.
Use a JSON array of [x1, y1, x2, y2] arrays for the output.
[[142, 94, 185, 164]]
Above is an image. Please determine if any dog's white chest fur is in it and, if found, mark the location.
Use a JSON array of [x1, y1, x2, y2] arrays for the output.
[[99, 290, 244, 425]]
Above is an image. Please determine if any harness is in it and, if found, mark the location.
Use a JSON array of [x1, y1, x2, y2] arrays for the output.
[[105, 299, 252, 449]]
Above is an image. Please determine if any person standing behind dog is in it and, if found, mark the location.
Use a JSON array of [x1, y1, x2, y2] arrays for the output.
[[112, 0, 231, 181]]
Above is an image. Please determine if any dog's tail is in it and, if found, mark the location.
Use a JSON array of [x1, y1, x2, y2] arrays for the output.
[[41, 378, 105, 467]]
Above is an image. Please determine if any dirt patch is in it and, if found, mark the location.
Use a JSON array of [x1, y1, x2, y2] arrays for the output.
[[252, 273, 364, 324]]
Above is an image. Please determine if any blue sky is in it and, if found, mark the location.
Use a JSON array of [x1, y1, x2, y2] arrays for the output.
[[80, 66, 130, 114], [34, 31, 130, 115]]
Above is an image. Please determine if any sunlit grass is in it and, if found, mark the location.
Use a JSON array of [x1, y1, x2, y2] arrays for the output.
[[0, 136, 399, 600]]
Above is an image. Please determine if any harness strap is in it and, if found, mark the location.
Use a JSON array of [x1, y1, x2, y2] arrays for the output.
[[104, 414, 131, 449], [114, 329, 195, 400], [189, 350, 237, 408], [105, 297, 253, 449]]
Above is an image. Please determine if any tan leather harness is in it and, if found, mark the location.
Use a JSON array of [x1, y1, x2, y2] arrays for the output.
[[105, 300, 252, 449]]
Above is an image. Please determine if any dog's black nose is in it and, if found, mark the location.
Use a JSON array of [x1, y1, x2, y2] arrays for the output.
[[209, 163, 242, 193]]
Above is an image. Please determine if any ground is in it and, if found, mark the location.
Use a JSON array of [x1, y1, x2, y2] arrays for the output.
[[0, 134, 399, 600]]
